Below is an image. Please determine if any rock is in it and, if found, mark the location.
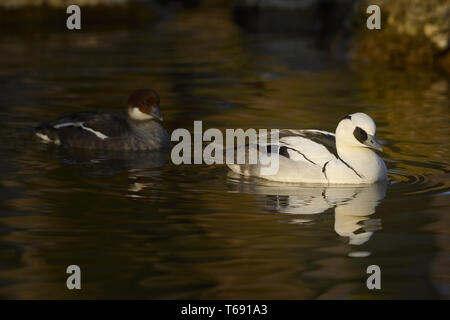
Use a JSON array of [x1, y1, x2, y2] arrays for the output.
[[347, 0, 450, 69], [233, 0, 450, 70]]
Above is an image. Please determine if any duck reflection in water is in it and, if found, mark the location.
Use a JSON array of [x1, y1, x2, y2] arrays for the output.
[[57, 147, 168, 171], [53, 146, 169, 197], [227, 172, 387, 246]]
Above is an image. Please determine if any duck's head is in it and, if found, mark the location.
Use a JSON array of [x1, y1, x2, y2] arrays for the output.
[[126, 88, 163, 122], [336, 113, 383, 152]]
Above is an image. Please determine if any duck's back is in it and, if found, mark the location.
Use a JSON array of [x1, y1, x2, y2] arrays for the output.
[[35, 110, 169, 151]]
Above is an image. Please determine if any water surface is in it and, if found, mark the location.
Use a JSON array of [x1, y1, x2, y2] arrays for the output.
[[0, 8, 449, 299]]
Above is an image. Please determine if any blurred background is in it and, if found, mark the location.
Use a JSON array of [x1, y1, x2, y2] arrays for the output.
[[0, 0, 449, 299], [1, 0, 449, 71]]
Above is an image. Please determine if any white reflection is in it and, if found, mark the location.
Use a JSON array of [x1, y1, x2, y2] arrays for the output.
[[120, 150, 168, 198], [228, 172, 386, 246]]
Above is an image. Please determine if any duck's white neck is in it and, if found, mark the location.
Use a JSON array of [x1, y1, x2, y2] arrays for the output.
[[337, 145, 387, 183], [128, 107, 153, 121]]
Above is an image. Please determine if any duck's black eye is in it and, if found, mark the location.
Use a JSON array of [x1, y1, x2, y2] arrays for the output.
[[353, 127, 368, 143]]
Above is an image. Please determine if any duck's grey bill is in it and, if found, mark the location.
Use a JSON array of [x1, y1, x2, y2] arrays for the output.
[[150, 107, 163, 121], [364, 134, 383, 152]]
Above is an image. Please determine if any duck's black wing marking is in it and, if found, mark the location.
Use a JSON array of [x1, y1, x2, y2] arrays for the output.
[[279, 129, 338, 159], [289, 130, 363, 178], [273, 129, 338, 166], [322, 160, 330, 181], [279, 146, 317, 165], [244, 129, 363, 180], [283, 129, 364, 179], [258, 130, 336, 161]]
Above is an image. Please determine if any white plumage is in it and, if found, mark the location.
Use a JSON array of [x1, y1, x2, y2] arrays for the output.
[[227, 113, 387, 184], [53, 122, 109, 140]]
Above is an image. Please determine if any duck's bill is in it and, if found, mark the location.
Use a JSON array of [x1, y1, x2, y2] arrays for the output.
[[364, 135, 383, 152], [150, 107, 164, 121]]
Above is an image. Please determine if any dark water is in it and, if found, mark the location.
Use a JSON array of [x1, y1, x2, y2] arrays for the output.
[[0, 8, 449, 299]]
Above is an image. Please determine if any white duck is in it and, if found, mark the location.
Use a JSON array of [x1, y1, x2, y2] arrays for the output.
[[227, 113, 387, 184]]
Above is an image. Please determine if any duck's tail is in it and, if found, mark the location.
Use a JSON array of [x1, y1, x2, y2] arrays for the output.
[[35, 124, 60, 144]]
